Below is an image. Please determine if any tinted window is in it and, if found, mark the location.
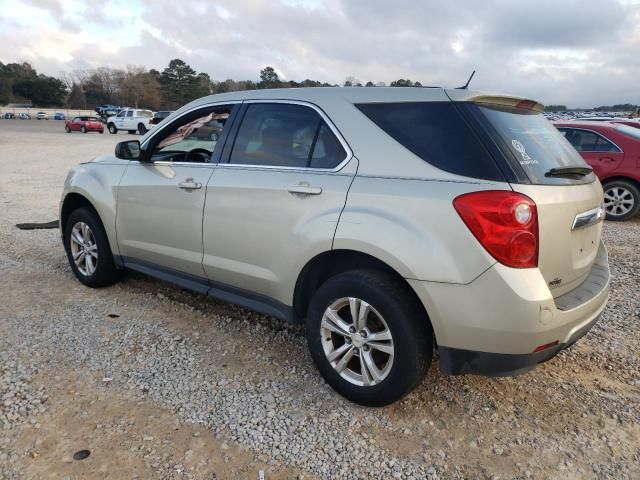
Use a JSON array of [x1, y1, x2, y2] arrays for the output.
[[126, 110, 133, 117], [230, 103, 344, 168], [355, 102, 504, 181], [309, 123, 347, 169], [473, 105, 595, 185]]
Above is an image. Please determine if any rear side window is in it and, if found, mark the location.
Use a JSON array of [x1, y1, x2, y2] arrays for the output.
[[230, 103, 347, 169], [560, 129, 620, 153], [355, 102, 504, 181]]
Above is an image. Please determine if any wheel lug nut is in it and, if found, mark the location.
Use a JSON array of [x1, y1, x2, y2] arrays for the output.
[[359, 330, 367, 338], [349, 326, 356, 334], [345, 337, 351, 344], [363, 345, 370, 352]]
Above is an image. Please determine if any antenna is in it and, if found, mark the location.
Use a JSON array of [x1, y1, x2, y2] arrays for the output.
[[456, 70, 476, 90]]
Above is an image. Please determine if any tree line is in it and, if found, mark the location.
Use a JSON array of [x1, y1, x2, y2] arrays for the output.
[[0, 59, 431, 110]]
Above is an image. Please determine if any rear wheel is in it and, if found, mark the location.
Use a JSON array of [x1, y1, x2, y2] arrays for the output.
[[65, 125, 70, 133], [81, 125, 87, 133], [603, 180, 640, 221], [306, 269, 432, 406], [64, 207, 120, 288], [107, 123, 117, 134], [138, 123, 147, 135]]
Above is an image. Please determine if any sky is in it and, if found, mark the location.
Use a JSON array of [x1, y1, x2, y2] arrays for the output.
[[1, 0, 639, 108]]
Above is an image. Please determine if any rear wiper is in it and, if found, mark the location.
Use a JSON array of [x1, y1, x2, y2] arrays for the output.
[[545, 166, 593, 177]]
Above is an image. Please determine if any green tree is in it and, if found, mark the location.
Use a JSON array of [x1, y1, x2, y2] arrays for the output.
[[390, 79, 415, 87], [258, 66, 280, 89], [161, 59, 199, 108], [12, 75, 67, 106]]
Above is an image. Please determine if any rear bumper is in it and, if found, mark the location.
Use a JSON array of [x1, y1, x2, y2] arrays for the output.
[[407, 241, 609, 375], [438, 312, 601, 375]]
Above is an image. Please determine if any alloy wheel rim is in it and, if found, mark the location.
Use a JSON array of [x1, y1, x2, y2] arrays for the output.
[[320, 297, 394, 387], [604, 186, 634, 217], [70, 222, 98, 276]]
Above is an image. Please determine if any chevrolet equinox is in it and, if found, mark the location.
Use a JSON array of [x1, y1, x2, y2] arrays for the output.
[[60, 87, 610, 406]]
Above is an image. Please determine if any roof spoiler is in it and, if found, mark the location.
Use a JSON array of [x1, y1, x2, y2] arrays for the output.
[[469, 95, 545, 113]]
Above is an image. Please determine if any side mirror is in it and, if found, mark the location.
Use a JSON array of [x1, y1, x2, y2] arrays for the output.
[[115, 140, 142, 160]]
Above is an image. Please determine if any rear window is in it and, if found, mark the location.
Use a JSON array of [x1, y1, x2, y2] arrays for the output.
[[471, 104, 596, 185], [355, 102, 504, 181], [615, 124, 640, 141], [137, 110, 153, 117]]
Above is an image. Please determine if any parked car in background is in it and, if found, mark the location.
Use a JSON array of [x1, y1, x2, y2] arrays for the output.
[[106, 108, 154, 135], [17, 113, 31, 120], [555, 121, 640, 220], [54, 112, 65, 120], [36, 112, 48, 120], [60, 88, 609, 406], [95, 104, 120, 116], [150, 110, 173, 126], [3, 112, 15, 119], [65, 116, 104, 134]]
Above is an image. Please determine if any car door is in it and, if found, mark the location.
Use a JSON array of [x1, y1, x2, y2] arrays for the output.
[[116, 104, 238, 280], [202, 101, 356, 306], [114, 110, 126, 130], [561, 128, 624, 177], [71, 118, 81, 131]]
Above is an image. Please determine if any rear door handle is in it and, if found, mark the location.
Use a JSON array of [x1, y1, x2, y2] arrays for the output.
[[178, 178, 202, 190], [287, 185, 322, 195]]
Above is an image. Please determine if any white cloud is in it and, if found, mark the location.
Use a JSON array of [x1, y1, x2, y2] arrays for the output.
[[0, 0, 638, 107]]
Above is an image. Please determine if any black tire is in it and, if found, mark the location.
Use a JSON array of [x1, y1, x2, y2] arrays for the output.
[[99, 130, 104, 134], [65, 125, 70, 133], [127, 130, 136, 134], [108, 123, 118, 134], [81, 125, 87, 133], [63, 207, 121, 288], [137, 123, 147, 135], [305, 269, 432, 406], [603, 179, 640, 221]]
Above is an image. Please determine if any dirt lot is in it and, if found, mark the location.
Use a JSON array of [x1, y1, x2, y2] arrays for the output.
[[0, 120, 639, 479]]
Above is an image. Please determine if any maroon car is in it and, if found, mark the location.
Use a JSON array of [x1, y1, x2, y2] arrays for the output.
[[555, 121, 640, 220], [65, 116, 104, 134]]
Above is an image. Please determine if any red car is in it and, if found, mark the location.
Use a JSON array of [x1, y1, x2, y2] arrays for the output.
[[555, 121, 640, 220], [65, 116, 104, 134]]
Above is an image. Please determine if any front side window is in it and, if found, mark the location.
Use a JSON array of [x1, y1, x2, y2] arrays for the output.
[[229, 103, 347, 168], [117, 111, 125, 117], [149, 107, 231, 163]]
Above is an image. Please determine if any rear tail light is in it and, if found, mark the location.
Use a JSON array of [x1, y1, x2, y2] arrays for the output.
[[453, 191, 538, 268]]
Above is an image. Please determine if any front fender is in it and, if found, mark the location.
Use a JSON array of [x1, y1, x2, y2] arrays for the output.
[[60, 161, 129, 256]]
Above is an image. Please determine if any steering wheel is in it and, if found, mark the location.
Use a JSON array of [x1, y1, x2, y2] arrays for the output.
[[183, 148, 212, 163]]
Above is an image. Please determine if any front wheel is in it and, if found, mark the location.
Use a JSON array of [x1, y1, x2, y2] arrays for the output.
[[306, 270, 432, 406], [65, 125, 70, 133], [138, 123, 147, 135], [107, 123, 118, 134], [64, 207, 121, 288], [81, 125, 87, 133], [603, 180, 640, 221]]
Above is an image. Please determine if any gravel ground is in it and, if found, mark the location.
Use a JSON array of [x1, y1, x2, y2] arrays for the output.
[[1, 120, 639, 479]]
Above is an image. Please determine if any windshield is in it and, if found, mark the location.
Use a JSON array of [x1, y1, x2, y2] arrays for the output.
[[475, 104, 595, 185], [614, 124, 640, 141]]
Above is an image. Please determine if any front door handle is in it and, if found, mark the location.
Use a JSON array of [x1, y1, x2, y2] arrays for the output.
[[287, 185, 322, 195], [178, 178, 202, 190]]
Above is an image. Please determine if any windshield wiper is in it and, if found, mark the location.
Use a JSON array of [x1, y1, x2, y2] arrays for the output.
[[545, 166, 593, 177]]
